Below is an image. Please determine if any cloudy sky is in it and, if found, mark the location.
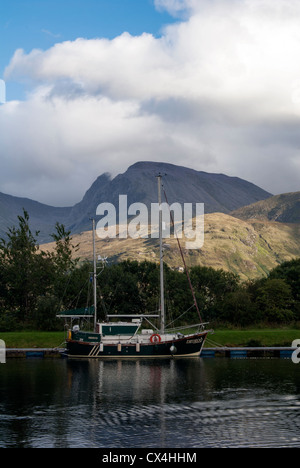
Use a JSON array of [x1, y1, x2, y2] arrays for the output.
[[1, 0, 300, 206]]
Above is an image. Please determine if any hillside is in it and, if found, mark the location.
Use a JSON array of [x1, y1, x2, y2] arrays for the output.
[[40, 213, 300, 281], [231, 192, 300, 224]]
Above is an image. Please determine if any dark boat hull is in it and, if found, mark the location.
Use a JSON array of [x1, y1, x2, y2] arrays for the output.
[[66, 331, 208, 358]]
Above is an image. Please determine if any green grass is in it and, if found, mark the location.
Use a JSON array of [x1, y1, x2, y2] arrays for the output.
[[0, 331, 66, 348], [206, 328, 300, 348], [0, 328, 299, 348]]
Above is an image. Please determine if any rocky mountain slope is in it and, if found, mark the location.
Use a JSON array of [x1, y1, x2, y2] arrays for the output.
[[66, 161, 272, 233]]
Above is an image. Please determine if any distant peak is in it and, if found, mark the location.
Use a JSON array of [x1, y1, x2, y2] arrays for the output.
[[126, 160, 197, 174]]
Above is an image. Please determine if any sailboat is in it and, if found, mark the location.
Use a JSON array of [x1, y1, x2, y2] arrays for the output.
[[60, 174, 210, 358]]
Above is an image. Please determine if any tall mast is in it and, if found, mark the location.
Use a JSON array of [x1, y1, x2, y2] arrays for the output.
[[92, 218, 97, 332], [157, 174, 165, 335]]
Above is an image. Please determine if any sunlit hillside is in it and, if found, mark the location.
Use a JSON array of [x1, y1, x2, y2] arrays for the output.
[[40, 213, 300, 281]]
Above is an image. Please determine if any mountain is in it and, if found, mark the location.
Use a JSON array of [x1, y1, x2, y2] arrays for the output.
[[231, 192, 300, 224], [65, 161, 272, 233], [0, 161, 272, 242], [2, 160, 300, 279], [0, 192, 71, 243]]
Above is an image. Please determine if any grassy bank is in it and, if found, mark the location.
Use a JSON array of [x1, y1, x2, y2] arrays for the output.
[[206, 328, 300, 348], [0, 328, 299, 348], [0, 331, 66, 349]]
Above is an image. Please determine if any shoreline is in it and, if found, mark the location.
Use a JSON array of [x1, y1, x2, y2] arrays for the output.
[[3, 345, 297, 359], [1, 329, 299, 357]]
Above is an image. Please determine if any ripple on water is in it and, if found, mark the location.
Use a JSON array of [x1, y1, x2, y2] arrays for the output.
[[91, 394, 300, 448], [1, 359, 300, 448]]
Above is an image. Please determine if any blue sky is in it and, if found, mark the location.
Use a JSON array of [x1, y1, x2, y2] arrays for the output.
[[1, 0, 300, 206], [1, 0, 175, 100]]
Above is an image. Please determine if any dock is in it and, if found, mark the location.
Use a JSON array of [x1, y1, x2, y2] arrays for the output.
[[5, 348, 65, 358], [201, 347, 296, 359]]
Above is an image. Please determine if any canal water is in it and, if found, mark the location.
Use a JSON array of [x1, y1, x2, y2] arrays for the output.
[[0, 357, 300, 448]]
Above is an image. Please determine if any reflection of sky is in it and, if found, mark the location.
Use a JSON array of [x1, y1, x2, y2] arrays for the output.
[[0, 80, 5, 104]]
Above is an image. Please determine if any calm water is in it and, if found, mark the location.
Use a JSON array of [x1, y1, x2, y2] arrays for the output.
[[0, 357, 300, 448]]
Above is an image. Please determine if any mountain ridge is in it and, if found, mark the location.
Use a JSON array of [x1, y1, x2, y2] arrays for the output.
[[0, 191, 71, 243], [63, 161, 273, 234], [0, 161, 273, 241]]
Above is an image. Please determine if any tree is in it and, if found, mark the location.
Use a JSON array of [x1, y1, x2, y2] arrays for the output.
[[0, 209, 52, 323], [189, 266, 240, 321], [99, 261, 144, 316], [269, 259, 300, 318], [48, 222, 80, 305], [220, 287, 257, 327], [50, 223, 79, 273], [255, 278, 295, 323], [0, 212, 81, 329], [164, 266, 193, 325]]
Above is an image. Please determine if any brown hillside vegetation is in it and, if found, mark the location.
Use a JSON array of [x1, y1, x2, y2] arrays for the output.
[[231, 191, 300, 223], [40, 213, 300, 281]]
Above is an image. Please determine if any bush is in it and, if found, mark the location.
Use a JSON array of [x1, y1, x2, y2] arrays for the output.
[[0, 309, 22, 332]]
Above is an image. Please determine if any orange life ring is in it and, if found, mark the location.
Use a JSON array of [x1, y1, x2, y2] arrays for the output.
[[150, 333, 161, 344]]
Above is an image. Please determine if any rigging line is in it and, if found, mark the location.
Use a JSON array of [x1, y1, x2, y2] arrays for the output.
[[98, 283, 108, 320], [67, 276, 90, 311], [205, 338, 226, 348], [143, 316, 159, 331], [165, 303, 195, 328], [162, 184, 203, 324], [85, 275, 93, 309], [106, 282, 120, 315]]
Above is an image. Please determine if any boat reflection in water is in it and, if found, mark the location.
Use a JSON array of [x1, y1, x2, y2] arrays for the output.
[[66, 357, 210, 448]]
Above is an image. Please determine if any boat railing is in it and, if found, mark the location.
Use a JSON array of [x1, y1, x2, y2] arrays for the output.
[[106, 314, 160, 319], [165, 322, 210, 333]]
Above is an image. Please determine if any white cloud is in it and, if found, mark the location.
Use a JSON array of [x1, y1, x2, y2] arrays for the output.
[[154, 0, 196, 15], [2, 0, 300, 205], [0, 79, 6, 104]]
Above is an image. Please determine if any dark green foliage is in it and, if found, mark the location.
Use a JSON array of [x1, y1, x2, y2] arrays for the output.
[[97, 260, 300, 327], [0, 210, 80, 330], [99, 260, 144, 316], [268, 259, 300, 319], [189, 266, 240, 322], [0, 209, 51, 323], [219, 287, 257, 327], [254, 278, 295, 323]]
